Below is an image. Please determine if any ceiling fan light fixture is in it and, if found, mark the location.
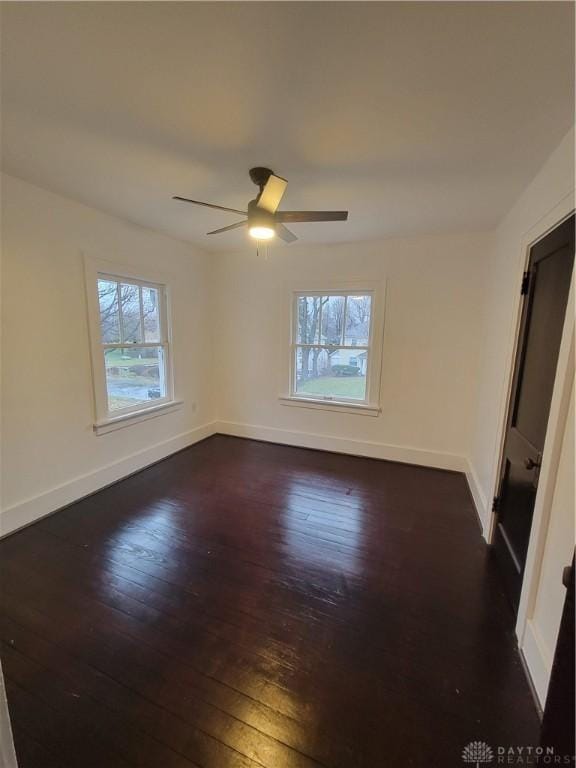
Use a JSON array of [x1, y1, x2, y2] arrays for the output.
[[248, 202, 276, 239], [249, 225, 275, 240], [173, 167, 348, 244]]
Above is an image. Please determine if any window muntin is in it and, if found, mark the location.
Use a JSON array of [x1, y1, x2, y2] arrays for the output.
[[292, 292, 373, 404], [96, 275, 171, 415]]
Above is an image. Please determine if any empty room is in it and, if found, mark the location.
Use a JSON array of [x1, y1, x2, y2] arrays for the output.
[[0, 2, 574, 766]]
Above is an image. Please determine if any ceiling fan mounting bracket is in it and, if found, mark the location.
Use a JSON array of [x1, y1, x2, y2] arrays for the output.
[[249, 166, 274, 190]]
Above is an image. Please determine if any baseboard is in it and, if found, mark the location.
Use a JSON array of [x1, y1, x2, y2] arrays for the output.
[[521, 619, 552, 709], [0, 421, 217, 538], [464, 458, 490, 538], [215, 420, 468, 472], [1, 420, 482, 538]]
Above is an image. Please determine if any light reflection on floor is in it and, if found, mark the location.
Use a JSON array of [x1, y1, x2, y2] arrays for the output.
[[282, 476, 364, 576], [102, 499, 187, 571]]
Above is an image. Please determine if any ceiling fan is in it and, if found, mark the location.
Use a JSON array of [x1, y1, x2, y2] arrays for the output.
[[173, 167, 348, 243]]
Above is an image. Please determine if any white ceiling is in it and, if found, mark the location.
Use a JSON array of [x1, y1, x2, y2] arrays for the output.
[[1, 2, 574, 252]]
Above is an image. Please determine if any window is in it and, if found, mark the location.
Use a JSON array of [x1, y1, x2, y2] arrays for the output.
[[85, 258, 178, 431], [287, 289, 382, 412]]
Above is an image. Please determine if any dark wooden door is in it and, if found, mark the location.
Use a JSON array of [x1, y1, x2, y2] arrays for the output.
[[541, 556, 575, 757], [493, 214, 574, 611]]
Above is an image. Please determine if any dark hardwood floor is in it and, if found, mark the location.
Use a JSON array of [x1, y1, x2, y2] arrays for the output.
[[1, 435, 540, 767]]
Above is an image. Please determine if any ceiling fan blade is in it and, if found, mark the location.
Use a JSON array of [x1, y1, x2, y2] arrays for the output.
[[276, 224, 298, 243], [206, 221, 247, 235], [257, 174, 288, 213], [173, 196, 247, 216], [275, 210, 348, 223]]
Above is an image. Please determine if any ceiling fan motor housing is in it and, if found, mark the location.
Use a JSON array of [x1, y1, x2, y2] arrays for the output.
[[248, 198, 275, 229]]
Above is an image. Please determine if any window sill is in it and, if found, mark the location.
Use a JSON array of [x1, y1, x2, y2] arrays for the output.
[[94, 400, 184, 435], [279, 395, 381, 417]]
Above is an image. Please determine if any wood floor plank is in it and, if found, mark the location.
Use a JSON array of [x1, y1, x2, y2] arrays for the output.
[[0, 435, 540, 767], [10, 723, 66, 768]]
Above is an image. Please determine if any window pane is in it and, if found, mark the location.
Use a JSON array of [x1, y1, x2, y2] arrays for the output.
[[104, 346, 166, 412], [295, 346, 367, 400], [142, 286, 161, 342], [296, 296, 323, 344], [98, 279, 120, 343], [344, 295, 372, 346], [320, 296, 345, 345], [119, 283, 142, 343]]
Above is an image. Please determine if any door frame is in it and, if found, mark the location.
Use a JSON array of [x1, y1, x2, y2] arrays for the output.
[[486, 196, 575, 680]]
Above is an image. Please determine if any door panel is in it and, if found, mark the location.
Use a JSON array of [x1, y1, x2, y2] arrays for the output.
[[493, 215, 574, 611], [514, 244, 574, 447], [501, 458, 536, 568]]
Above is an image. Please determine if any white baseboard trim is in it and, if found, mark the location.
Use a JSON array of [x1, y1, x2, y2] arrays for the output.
[[464, 459, 490, 538], [0, 421, 217, 538], [1, 420, 482, 539], [521, 619, 552, 709], [215, 420, 468, 472]]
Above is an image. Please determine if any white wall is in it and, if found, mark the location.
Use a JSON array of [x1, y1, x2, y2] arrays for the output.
[[213, 232, 490, 470], [1, 173, 215, 535]]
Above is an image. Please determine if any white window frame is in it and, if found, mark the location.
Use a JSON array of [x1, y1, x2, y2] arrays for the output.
[[84, 256, 181, 434], [280, 281, 385, 416]]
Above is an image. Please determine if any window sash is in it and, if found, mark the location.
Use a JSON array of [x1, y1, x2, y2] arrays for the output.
[[97, 273, 171, 417], [294, 292, 373, 347], [294, 344, 370, 351], [98, 274, 168, 346], [102, 342, 168, 349], [100, 346, 172, 416], [292, 346, 371, 403], [291, 291, 374, 404]]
